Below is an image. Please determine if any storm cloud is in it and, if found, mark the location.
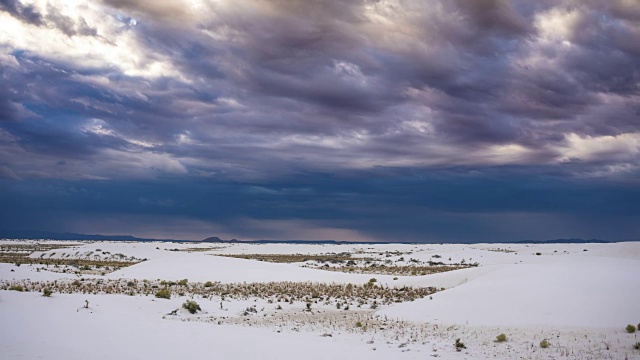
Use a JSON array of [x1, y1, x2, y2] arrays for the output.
[[0, 0, 638, 241]]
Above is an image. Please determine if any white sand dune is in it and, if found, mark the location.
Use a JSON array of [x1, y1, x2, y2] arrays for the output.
[[2, 240, 640, 359], [379, 256, 640, 328]]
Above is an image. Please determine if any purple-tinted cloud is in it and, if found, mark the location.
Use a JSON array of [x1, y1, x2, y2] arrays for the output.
[[0, 0, 638, 241]]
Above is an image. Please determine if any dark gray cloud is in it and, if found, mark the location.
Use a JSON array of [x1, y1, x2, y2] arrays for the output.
[[0, 0, 43, 25], [0, 0, 638, 241]]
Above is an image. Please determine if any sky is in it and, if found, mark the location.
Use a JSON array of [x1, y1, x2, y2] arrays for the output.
[[0, 0, 639, 242]]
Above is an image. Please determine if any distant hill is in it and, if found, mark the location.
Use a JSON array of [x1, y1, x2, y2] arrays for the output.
[[0, 230, 626, 245], [202, 236, 238, 243]]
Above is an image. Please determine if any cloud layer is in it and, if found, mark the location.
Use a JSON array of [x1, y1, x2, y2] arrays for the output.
[[1, 0, 639, 241]]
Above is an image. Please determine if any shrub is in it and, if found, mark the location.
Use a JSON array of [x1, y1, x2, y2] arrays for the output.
[[627, 324, 637, 333], [495, 334, 507, 342], [355, 321, 363, 328], [455, 338, 466, 351], [43, 288, 53, 297], [540, 340, 550, 348], [204, 281, 213, 287], [369, 278, 377, 283], [9, 285, 24, 292], [393, 277, 398, 280], [634, 342, 640, 350], [177, 279, 188, 286], [155, 289, 171, 299], [182, 300, 201, 314], [72, 280, 82, 286]]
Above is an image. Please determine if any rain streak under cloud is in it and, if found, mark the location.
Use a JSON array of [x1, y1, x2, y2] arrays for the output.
[[0, 0, 639, 242]]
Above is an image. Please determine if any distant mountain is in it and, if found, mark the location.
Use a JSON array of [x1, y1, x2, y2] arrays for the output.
[[0, 230, 186, 242]]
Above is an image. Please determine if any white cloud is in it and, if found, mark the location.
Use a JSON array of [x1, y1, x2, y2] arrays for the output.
[[0, 0, 184, 79], [560, 132, 640, 163]]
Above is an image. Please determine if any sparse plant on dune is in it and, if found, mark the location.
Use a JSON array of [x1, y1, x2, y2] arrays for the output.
[[455, 338, 466, 351], [155, 289, 171, 299], [540, 339, 550, 348], [627, 324, 636, 333], [42, 288, 53, 297], [495, 333, 507, 342], [182, 300, 201, 314]]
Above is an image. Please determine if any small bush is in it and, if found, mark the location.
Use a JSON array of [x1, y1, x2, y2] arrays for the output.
[[204, 281, 213, 287], [369, 278, 377, 283], [72, 280, 82, 286], [182, 300, 201, 314], [634, 342, 640, 350], [627, 324, 637, 333], [540, 340, 550, 348], [495, 334, 507, 342], [43, 288, 53, 297], [355, 321, 363, 328], [9, 285, 24, 292], [177, 279, 188, 286], [155, 289, 171, 299], [455, 338, 466, 351]]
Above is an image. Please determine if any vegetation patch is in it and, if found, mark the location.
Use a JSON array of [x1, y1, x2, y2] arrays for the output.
[[2, 279, 439, 306], [0, 242, 144, 275], [219, 253, 360, 263], [218, 252, 477, 276]]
